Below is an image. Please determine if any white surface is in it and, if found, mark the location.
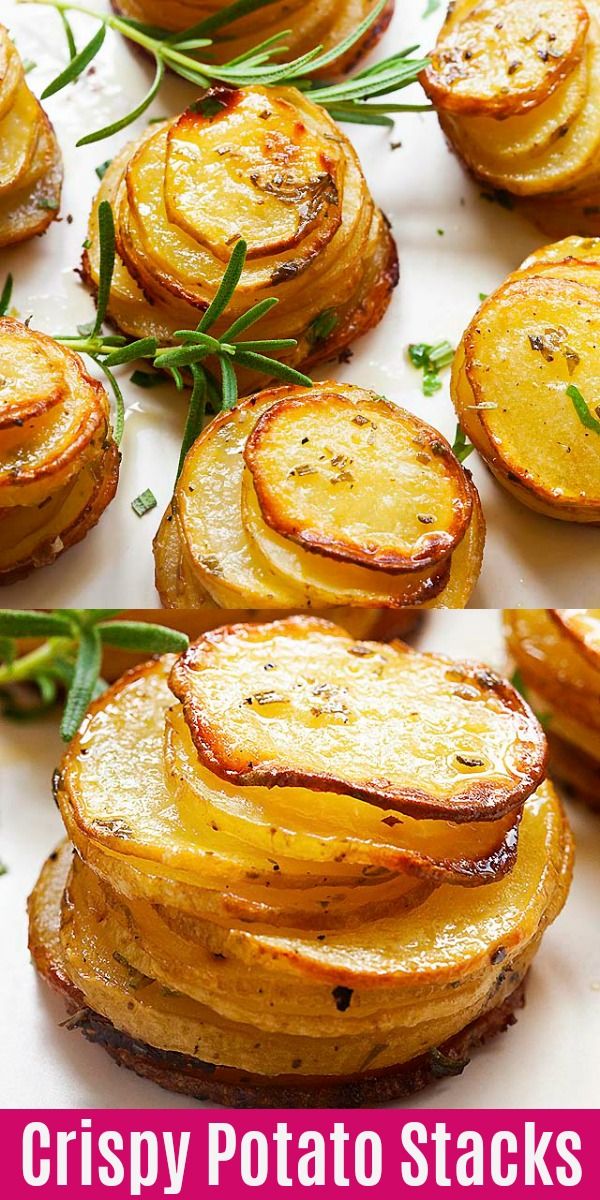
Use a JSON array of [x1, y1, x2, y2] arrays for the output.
[[1, 0, 600, 606], [1, 609, 599, 1109]]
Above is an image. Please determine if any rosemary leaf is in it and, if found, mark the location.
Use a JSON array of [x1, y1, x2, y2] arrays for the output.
[[233, 349, 312, 385], [97, 621, 189, 652], [197, 239, 247, 332], [567, 384, 600, 435], [77, 56, 164, 146], [0, 274, 13, 317], [93, 200, 116, 337], [94, 359, 125, 447], [0, 610, 73, 638], [452, 424, 475, 464], [220, 354, 238, 411], [177, 364, 206, 479], [60, 625, 102, 742], [42, 22, 106, 99], [59, 8, 77, 59]]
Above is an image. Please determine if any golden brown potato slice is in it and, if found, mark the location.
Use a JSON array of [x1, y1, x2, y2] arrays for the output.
[[0, 82, 40, 193], [549, 607, 600, 668], [244, 389, 473, 573], [422, 0, 589, 118], [504, 608, 600, 730], [56, 656, 523, 896], [0, 26, 24, 121], [0, 317, 70, 427], [170, 616, 547, 820], [0, 113, 62, 248], [464, 275, 600, 519], [165, 93, 344, 262]]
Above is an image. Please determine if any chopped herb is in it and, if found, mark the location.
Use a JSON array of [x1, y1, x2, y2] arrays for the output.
[[567, 384, 600, 435], [456, 753, 485, 768], [38, 199, 59, 211], [423, 0, 441, 14], [408, 340, 454, 396], [437, 228, 445, 236], [0, 274, 13, 318], [131, 488, 158, 517], [0, 861, 7, 876], [332, 985, 354, 1012], [308, 308, 339, 345], [452, 423, 475, 463], [429, 1047, 469, 1078], [478, 292, 488, 301], [95, 159, 112, 179], [22, 58, 37, 74]]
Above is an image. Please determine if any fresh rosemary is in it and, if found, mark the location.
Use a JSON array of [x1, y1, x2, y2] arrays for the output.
[[0, 609, 189, 741], [566, 384, 600, 436], [19, 0, 431, 139], [4, 200, 312, 475]]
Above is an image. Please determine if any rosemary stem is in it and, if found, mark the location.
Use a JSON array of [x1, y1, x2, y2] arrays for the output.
[[0, 638, 74, 687], [17, 0, 162, 57]]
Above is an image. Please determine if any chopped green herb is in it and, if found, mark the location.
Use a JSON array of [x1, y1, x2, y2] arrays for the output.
[[22, 58, 37, 74], [451, 423, 475, 464], [478, 292, 488, 302], [423, 0, 441, 15], [567, 384, 600, 435], [131, 488, 158, 517], [0, 861, 7, 876], [95, 159, 112, 180], [38, 199, 59, 211], [408, 340, 454, 396], [0, 274, 13, 318], [308, 309, 339, 345], [437, 228, 445, 236]]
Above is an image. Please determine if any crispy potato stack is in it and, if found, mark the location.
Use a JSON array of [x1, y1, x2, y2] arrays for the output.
[[110, 0, 394, 73], [29, 617, 572, 1106], [422, 0, 600, 238], [505, 608, 600, 808], [154, 382, 485, 609], [0, 319, 119, 583], [82, 86, 397, 389], [0, 24, 62, 247], [452, 235, 600, 521]]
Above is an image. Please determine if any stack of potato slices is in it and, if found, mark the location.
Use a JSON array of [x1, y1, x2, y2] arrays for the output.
[[29, 616, 573, 1106], [110, 0, 394, 73], [154, 382, 485, 608], [452, 235, 600, 521], [0, 24, 62, 248], [82, 86, 398, 388], [505, 608, 600, 809], [422, 0, 600, 238], [0, 319, 119, 583]]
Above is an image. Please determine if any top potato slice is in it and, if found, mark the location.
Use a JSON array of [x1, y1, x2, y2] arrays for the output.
[[170, 617, 547, 821], [244, 388, 472, 573], [164, 88, 344, 264], [0, 318, 69, 428], [466, 276, 600, 511], [0, 26, 24, 121], [0, 83, 41, 194], [550, 608, 600, 669], [423, 0, 589, 117]]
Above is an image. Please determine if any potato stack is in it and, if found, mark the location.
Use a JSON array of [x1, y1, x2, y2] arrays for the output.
[[0, 25, 62, 248], [452, 235, 600, 522], [422, 0, 600, 239], [505, 608, 600, 809], [82, 86, 398, 390], [29, 617, 572, 1106], [110, 0, 394, 73], [0, 319, 119, 583], [154, 382, 485, 609]]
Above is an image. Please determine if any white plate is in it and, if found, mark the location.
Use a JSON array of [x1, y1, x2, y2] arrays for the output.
[[1, 609, 598, 1108], [1, 0, 599, 606]]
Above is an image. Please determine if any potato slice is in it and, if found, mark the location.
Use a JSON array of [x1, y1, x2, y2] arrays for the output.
[[56, 657, 523, 897], [422, 0, 589, 117], [505, 608, 600, 730], [549, 607, 600, 668], [170, 616, 546, 821], [244, 389, 472, 573], [0, 27, 24, 121], [464, 276, 600, 517], [0, 317, 69, 427], [0, 326, 108, 507], [242, 469, 452, 607], [165, 90, 344, 263], [0, 83, 42, 194]]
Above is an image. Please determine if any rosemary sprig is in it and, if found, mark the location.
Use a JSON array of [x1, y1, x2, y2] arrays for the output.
[[19, 0, 430, 138], [4, 201, 312, 476], [0, 609, 189, 740]]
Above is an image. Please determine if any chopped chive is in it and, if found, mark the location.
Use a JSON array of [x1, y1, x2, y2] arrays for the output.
[[131, 488, 158, 517], [567, 384, 600, 435]]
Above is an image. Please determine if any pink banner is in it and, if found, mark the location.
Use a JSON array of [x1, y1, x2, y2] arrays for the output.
[[1, 1110, 596, 1197]]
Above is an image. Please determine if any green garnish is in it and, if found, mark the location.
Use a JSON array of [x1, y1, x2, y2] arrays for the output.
[[95, 159, 112, 179], [38, 198, 59, 210], [0, 274, 13, 317], [0, 609, 189, 741], [510, 668, 552, 729], [566, 384, 600, 435], [131, 488, 158, 517], [19, 0, 431, 137], [451, 423, 475, 464], [408, 340, 454, 396], [0, 861, 7, 876], [308, 309, 339, 346], [22, 58, 37, 72], [423, 0, 441, 16], [130, 369, 165, 388]]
